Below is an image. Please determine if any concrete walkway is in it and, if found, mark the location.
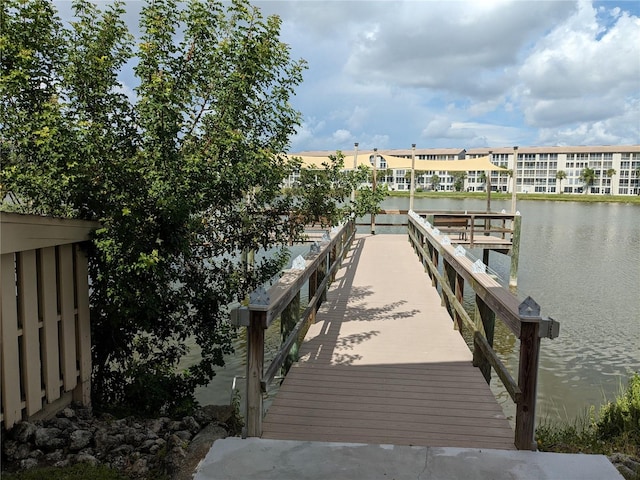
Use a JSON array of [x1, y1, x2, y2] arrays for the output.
[[194, 437, 622, 480]]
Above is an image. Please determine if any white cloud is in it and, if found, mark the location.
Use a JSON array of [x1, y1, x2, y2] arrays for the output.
[[54, 0, 640, 150], [518, 3, 640, 132]]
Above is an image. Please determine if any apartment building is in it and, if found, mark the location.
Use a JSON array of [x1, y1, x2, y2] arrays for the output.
[[465, 145, 640, 195], [289, 145, 640, 195]]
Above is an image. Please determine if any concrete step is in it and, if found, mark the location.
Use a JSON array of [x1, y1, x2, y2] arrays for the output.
[[194, 437, 623, 480]]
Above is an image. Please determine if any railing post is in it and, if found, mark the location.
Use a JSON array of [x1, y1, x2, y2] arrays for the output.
[[281, 292, 301, 374], [454, 272, 464, 330], [510, 214, 522, 289], [330, 243, 338, 282], [318, 254, 327, 304], [309, 266, 318, 324], [469, 214, 475, 246], [430, 246, 439, 289], [515, 320, 541, 450], [473, 295, 495, 384], [246, 311, 266, 437], [443, 260, 456, 316]]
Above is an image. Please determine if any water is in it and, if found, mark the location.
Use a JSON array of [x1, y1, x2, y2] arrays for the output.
[[382, 196, 640, 424], [193, 197, 640, 425]]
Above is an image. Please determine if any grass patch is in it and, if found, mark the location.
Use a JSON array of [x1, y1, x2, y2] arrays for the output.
[[536, 374, 640, 478], [2, 463, 129, 480]]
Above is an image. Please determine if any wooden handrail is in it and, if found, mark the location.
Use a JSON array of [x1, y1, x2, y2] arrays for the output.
[[407, 211, 558, 451], [243, 219, 356, 437]]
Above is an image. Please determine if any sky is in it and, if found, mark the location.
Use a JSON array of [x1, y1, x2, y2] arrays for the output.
[[55, 1, 640, 152]]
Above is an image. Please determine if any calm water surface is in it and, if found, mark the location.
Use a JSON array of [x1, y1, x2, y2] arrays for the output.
[[193, 197, 640, 424]]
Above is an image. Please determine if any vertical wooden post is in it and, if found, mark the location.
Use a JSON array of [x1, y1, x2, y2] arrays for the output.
[[74, 245, 92, 407], [1, 252, 22, 429], [431, 248, 439, 289], [510, 215, 522, 289], [318, 254, 327, 304], [409, 143, 416, 211], [483, 249, 490, 266], [455, 273, 464, 331], [281, 292, 300, 374], [473, 295, 495, 383], [58, 244, 78, 392], [18, 250, 42, 416], [39, 247, 61, 404], [443, 260, 456, 317], [330, 243, 337, 282], [246, 311, 266, 437], [309, 267, 318, 324], [515, 321, 541, 450]]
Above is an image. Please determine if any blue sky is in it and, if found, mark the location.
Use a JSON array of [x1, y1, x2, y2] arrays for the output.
[[55, 1, 640, 152]]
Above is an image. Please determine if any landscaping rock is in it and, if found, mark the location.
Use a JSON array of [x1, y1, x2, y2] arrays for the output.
[[34, 427, 65, 450], [11, 421, 36, 443], [609, 453, 640, 480], [69, 429, 92, 451], [1, 403, 241, 479]]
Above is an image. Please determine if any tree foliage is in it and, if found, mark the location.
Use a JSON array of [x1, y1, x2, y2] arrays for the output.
[[287, 152, 386, 227], [1, 0, 307, 415], [450, 171, 467, 191], [580, 167, 597, 193]]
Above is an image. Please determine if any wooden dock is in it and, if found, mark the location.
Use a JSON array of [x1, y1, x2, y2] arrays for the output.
[[262, 234, 515, 449]]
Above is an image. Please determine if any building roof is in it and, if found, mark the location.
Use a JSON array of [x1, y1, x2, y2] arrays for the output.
[[285, 152, 505, 171], [292, 148, 466, 157], [465, 145, 640, 155]]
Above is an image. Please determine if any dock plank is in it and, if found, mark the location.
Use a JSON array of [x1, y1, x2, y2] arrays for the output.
[[262, 234, 515, 449]]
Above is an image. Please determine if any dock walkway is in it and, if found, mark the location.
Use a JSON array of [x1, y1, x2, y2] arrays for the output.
[[262, 234, 515, 450]]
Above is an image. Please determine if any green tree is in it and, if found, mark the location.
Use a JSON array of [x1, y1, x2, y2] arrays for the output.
[[430, 174, 440, 191], [579, 167, 597, 193], [478, 172, 487, 190], [378, 168, 393, 185], [556, 170, 567, 193], [290, 152, 386, 227], [1, 0, 307, 415], [451, 171, 467, 192], [404, 169, 427, 189]]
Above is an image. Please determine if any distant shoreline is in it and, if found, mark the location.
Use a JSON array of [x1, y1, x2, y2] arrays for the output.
[[388, 191, 640, 204]]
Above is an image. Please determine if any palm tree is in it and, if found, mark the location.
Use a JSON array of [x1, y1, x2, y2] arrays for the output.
[[430, 174, 440, 191], [379, 168, 393, 185], [606, 168, 617, 194], [451, 171, 467, 192], [579, 167, 596, 193], [555, 170, 567, 193], [478, 172, 487, 191]]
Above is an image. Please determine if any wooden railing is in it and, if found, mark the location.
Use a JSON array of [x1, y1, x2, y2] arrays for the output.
[[407, 210, 559, 450], [231, 219, 356, 437], [360, 210, 522, 287], [424, 211, 519, 244], [1, 212, 99, 429]]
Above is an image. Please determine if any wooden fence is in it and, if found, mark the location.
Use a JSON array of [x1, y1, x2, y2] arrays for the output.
[[1, 212, 99, 429], [231, 220, 356, 437], [407, 210, 559, 450]]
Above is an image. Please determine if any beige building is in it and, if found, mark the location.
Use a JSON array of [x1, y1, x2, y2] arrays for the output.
[[291, 145, 640, 195]]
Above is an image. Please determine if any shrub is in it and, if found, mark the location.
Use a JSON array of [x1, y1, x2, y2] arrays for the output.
[[598, 373, 640, 441]]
